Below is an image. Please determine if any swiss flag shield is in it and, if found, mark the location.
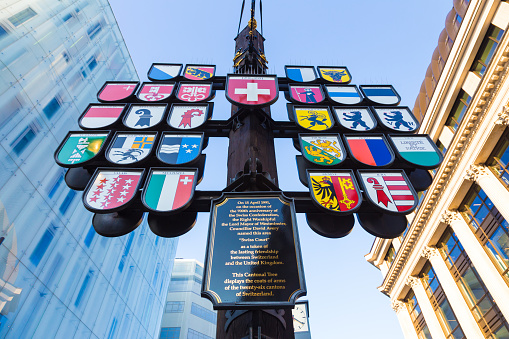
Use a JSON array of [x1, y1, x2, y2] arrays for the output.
[[226, 75, 278, 107]]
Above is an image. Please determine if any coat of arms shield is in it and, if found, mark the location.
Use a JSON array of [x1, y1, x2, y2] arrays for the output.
[[226, 75, 278, 107]]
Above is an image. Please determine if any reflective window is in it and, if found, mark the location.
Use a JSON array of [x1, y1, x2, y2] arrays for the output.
[[42, 96, 62, 119], [10, 121, 40, 155], [160, 327, 180, 339], [29, 223, 58, 266], [188, 328, 214, 339], [384, 244, 396, 265], [471, 25, 505, 77], [445, 90, 471, 132], [191, 303, 217, 324], [8, 7, 37, 27], [405, 290, 432, 339], [165, 301, 185, 313], [487, 129, 509, 188]]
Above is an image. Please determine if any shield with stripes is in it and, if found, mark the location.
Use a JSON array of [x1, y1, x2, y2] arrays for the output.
[[142, 169, 197, 213], [358, 170, 417, 214]]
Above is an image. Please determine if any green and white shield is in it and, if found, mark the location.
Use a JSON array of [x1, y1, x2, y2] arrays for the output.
[[299, 134, 345, 166]]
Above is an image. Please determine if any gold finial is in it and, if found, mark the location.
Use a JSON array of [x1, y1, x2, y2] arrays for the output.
[[248, 18, 257, 29]]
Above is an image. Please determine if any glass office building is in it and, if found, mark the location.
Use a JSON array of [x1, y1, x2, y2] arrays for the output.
[[0, 0, 178, 337]]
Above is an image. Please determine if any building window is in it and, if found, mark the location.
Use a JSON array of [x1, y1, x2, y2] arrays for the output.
[[29, 223, 58, 266], [195, 264, 204, 276], [445, 90, 471, 132], [84, 225, 95, 248], [160, 327, 180, 339], [436, 140, 447, 155], [384, 244, 396, 265], [405, 290, 432, 339], [0, 25, 8, 39], [187, 328, 214, 339], [43, 96, 62, 119], [420, 263, 464, 338], [59, 190, 76, 214], [87, 55, 97, 71], [487, 129, 509, 188], [87, 22, 102, 40], [471, 25, 505, 77], [191, 303, 216, 324], [8, 7, 37, 27], [165, 301, 184, 313], [439, 228, 509, 337], [10, 121, 41, 156], [460, 185, 509, 281]]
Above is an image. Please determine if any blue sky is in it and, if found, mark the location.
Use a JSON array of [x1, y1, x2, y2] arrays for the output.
[[108, 1, 452, 337]]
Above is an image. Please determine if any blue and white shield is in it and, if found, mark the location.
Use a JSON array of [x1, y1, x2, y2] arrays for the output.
[[157, 133, 204, 165], [148, 63, 182, 81], [123, 104, 167, 129], [325, 85, 363, 105], [333, 107, 376, 131], [372, 107, 419, 132], [359, 85, 401, 105], [285, 66, 317, 82], [106, 132, 156, 164]]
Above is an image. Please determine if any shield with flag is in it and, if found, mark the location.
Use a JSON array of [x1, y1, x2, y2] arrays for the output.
[[123, 104, 167, 129], [317, 66, 351, 84], [226, 75, 278, 107], [184, 65, 215, 81], [333, 107, 376, 131], [106, 133, 156, 164], [373, 107, 419, 132], [299, 134, 345, 166], [157, 133, 203, 165], [168, 104, 209, 130], [79, 104, 125, 129], [325, 85, 363, 105], [358, 170, 417, 214], [307, 170, 361, 213], [389, 135, 443, 169], [359, 85, 401, 105], [84, 169, 144, 212], [142, 169, 197, 213], [177, 83, 213, 102], [137, 83, 174, 102], [344, 135, 394, 167], [285, 66, 317, 82], [56, 132, 109, 167], [293, 107, 334, 131], [147, 63, 182, 81], [289, 85, 324, 104], [97, 82, 138, 102]]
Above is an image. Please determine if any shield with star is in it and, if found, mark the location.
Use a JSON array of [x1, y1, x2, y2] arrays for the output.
[[226, 74, 278, 107], [176, 83, 213, 102], [106, 132, 157, 165], [183, 65, 216, 81], [357, 170, 418, 214], [293, 106, 334, 131], [299, 134, 345, 166], [83, 169, 144, 213], [168, 104, 210, 130], [136, 83, 175, 102], [157, 132, 204, 165], [142, 168, 198, 213], [317, 66, 352, 84], [55, 131, 109, 167], [97, 82, 139, 102], [289, 84, 325, 104], [306, 170, 361, 214]]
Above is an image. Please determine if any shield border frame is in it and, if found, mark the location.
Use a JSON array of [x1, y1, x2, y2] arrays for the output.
[[298, 133, 347, 167], [156, 131, 205, 166], [78, 103, 127, 130], [343, 133, 396, 168], [105, 131, 158, 166], [225, 74, 279, 108], [141, 167, 198, 215], [55, 130, 111, 168], [359, 84, 401, 106], [136, 82, 176, 102], [324, 84, 363, 105], [183, 64, 216, 81], [316, 66, 352, 84], [176, 82, 215, 103], [292, 105, 335, 132], [122, 103, 168, 130], [356, 169, 418, 215], [288, 84, 325, 104], [332, 106, 378, 132], [147, 63, 182, 81], [306, 169, 363, 215], [167, 102, 213, 130], [284, 65, 318, 83], [387, 134, 444, 170], [97, 81, 139, 103], [82, 167, 146, 214], [372, 106, 420, 133]]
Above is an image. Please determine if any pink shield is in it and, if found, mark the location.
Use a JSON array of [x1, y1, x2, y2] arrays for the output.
[[177, 83, 212, 102], [226, 75, 278, 106], [137, 84, 174, 102], [98, 83, 138, 102], [290, 85, 324, 104]]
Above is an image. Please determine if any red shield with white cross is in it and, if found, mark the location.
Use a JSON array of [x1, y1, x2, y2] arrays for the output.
[[226, 75, 278, 107]]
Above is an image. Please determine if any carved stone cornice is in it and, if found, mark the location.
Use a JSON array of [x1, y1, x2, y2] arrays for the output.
[[440, 210, 462, 225], [464, 164, 491, 181], [391, 300, 405, 313], [495, 106, 509, 125], [406, 276, 420, 288], [421, 246, 440, 260]]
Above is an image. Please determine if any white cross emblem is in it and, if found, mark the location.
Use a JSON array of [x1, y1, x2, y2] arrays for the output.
[[235, 82, 270, 102], [180, 176, 192, 185]]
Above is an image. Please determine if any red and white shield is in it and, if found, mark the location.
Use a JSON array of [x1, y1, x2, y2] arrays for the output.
[[137, 83, 174, 102], [226, 75, 278, 107], [177, 83, 212, 102]]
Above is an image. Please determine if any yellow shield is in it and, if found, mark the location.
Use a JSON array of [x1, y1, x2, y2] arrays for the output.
[[295, 108, 334, 131], [319, 67, 351, 83]]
